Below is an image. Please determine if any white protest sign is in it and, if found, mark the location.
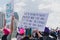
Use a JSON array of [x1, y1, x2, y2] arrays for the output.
[[19, 12, 48, 31]]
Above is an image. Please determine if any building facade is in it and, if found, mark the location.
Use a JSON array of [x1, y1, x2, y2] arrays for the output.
[[0, 12, 5, 38]]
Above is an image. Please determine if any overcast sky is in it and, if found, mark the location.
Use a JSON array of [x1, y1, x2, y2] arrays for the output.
[[0, 0, 60, 29]]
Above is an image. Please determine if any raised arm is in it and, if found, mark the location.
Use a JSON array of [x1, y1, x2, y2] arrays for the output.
[[36, 30, 42, 37], [10, 16, 14, 34], [35, 30, 42, 38]]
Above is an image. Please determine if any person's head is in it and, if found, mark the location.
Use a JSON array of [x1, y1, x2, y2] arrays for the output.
[[18, 27, 25, 35], [35, 32, 38, 38], [43, 27, 50, 36], [50, 32, 57, 39], [3, 27, 10, 35], [19, 28, 25, 36]]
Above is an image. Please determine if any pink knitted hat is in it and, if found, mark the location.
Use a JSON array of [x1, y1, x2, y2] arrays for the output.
[[19, 28, 25, 35]]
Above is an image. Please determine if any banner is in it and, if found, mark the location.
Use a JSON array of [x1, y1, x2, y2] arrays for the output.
[[19, 12, 48, 31]]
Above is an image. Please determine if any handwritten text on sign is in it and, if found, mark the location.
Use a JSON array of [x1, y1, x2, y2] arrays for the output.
[[19, 13, 48, 31]]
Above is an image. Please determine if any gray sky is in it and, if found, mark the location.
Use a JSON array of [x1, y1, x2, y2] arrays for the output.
[[0, 0, 60, 29]]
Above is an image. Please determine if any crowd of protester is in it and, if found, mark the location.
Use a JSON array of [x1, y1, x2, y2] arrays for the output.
[[16, 27, 60, 40], [0, 15, 60, 40], [0, 16, 14, 40]]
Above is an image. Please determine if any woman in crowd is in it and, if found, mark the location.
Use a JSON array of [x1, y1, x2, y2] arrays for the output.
[[16, 27, 25, 40], [0, 16, 14, 40]]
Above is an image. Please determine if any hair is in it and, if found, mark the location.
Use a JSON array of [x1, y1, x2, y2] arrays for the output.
[[50, 32, 57, 39], [21, 36, 30, 40], [35, 32, 38, 38], [43, 32, 49, 36]]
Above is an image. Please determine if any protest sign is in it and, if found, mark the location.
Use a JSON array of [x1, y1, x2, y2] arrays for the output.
[[19, 12, 48, 31]]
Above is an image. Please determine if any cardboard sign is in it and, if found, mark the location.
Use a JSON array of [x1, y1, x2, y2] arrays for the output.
[[19, 12, 48, 31]]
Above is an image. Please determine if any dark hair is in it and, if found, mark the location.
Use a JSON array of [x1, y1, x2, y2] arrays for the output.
[[21, 36, 30, 40], [50, 32, 57, 39], [43, 32, 49, 36], [35, 32, 38, 38], [16, 33, 24, 38]]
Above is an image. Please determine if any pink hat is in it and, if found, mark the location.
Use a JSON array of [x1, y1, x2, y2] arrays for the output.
[[19, 28, 25, 35], [3, 28, 10, 35]]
